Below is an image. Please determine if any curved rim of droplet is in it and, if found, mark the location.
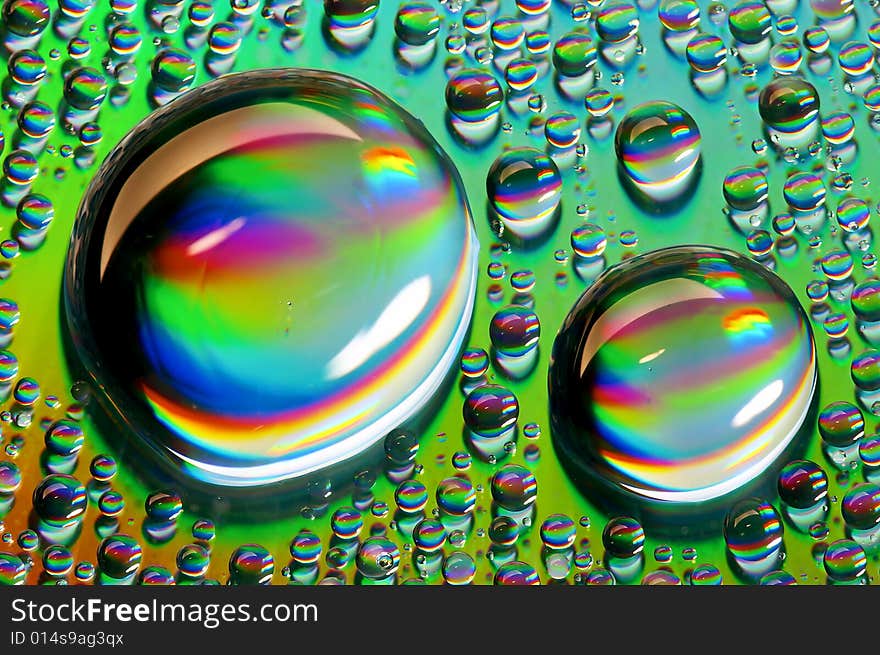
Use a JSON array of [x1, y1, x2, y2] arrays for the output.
[[64, 67, 480, 494], [547, 244, 818, 525]]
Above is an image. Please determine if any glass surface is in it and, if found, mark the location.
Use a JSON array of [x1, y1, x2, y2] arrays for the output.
[[1, 0, 879, 586]]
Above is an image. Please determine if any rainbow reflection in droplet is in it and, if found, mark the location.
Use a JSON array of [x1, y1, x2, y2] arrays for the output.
[[549, 246, 817, 509], [65, 69, 479, 489], [614, 101, 701, 203]]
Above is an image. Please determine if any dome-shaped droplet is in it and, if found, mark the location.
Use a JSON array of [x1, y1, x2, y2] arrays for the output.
[[395, 2, 440, 46], [782, 172, 826, 212], [723, 498, 784, 576], [486, 147, 561, 241], [777, 459, 828, 509], [63, 67, 107, 111], [823, 539, 866, 583], [686, 33, 727, 72], [836, 197, 869, 232], [175, 543, 210, 579], [0, 553, 27, 585], [445, 70, 503, 123], [659, 0, 700, 31], [33, 474, 87, 527], [490, 464, 537, 511], [493, 561, 540, 585], [818, 401, 864, 448], [614, 101, 701, 202], [44, 419, 85, 457], [463, 384, 519, 438], [728, 1, 772, 44], [356, 536, 400, 579], [852, 279, 880, 322], [602, 516, 645, 558], [549, 246, 817, 511], [552, 32, 597, 77], [723, 166, 769, 212], [841, 483, 880, 531], [489, 305, 540, 357], [64, 69, 479, 489], [97, 534, 142, 580], [758, 78, 820, 145], [228, 544, 273, 585], [145, 489, 183, 522], [596, 2, 639, 43], [540, 514, 576, 549], [3, 0, 50, 37], [435, 476, 476, 516]]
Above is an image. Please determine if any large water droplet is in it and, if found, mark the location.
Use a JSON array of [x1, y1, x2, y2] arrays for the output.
[[548, 246, 817, 514], [65, 69, 478, 490]]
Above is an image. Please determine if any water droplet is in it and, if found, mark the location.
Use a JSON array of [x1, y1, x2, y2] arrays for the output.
[[728, 1, 772, 44], [552, 32, 597, 77], [3, 0, 50, 37], [97, 534, 142, 581], [724, 166, 769, 212], [504, 58, 538, 92], [823, 538, 866, 583], [782, 172, 826, 213], [724, 498, 783, 577], [615, 101, 701, 202], [486, 147, 561, 242], [540, 513, 576, 549], [818, 401, 864, 448], [44, 419, 84, 456], [33, 474, 87, 528], [838, 41, 874, 77], [139, 565, 175, 585], [145, 489, 183, 522], [836, 197, 869, 232], [490, 464, 537, 511], [493, 560, 540, 585], [355, 536, 400, 579], [435, 476, 476, 516], [394, 480, 428, 514], [489, 305, 540, 358], [658, 0, 700, 31], [690, 563, 723, 585], [841, 483, 880, 530], [0, 552, 26, 585], [544, 111, 580, 149], [596, 2, 639, 43], [442, 550, 475, 584], [97, 490, 124, 517], [776, 460, 827, 517], [686, 33, 727, 72], [42, 545, 74, 576], [413, 518, 445, 552], [463, 384, 519, 440], [759, 569, 796, 585], [228, 544, 273, 585], [758, 78, 820, 146], [65, 69, 478, 489], [602, 515, 645, 558], [549, 246, 816, 511], [445, 69, 503, 123]]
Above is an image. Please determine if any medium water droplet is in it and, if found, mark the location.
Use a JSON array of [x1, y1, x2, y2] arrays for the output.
[[615, 101, 701, 202], [549, 246, 816, 513]]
